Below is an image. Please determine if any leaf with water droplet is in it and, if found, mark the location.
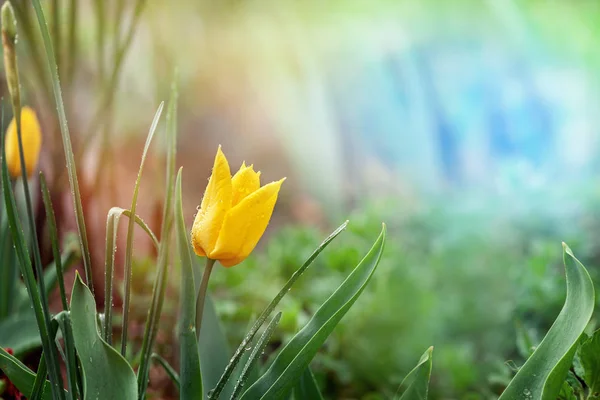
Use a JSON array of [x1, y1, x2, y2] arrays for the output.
[[70, 273, 138, 399]]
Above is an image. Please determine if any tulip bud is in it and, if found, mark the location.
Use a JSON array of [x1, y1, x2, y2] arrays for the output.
[[1, 1, 19, 109], [5, 107, 42, 178]]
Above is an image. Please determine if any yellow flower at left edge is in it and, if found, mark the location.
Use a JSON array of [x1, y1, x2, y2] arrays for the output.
[[191, 146, 285, 267], [5, 106, 42, 178]]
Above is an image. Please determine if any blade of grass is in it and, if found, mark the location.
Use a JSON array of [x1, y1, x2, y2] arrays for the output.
[[31, 0, 94, 294], [55, 311, 80, 400], [151, 353, 180, 391], [103, 206, 159, 343], [31, 320, 60, 400], [65, 0, 78, 89], [120, 101, 164, 355], [231, 312, 282, 399], [40, 172, 68, 311], [175, 168, 203, 400], [51, 0, 60, 74], [1, 138, 64, 400], [136, 77, 178, 399], [209, 220, 349, 399]]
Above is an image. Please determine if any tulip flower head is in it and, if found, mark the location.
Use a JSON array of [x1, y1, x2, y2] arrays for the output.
[[5, 106, 42, 178], [191, 146, 285, 267]]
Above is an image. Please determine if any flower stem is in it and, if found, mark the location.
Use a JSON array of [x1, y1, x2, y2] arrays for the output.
[[196, 258, 216, 339]]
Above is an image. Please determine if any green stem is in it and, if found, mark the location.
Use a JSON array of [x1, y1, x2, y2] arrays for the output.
[[195, 258, 216, 339]]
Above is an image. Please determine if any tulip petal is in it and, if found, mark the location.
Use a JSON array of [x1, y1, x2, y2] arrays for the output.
[[231, 163, 261, 206], [191, 146, 232, 257], [212, 178, 285, 266]]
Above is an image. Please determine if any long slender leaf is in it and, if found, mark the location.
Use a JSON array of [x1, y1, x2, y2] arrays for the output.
[[70, 273, 138, 400], [232, 312, 282, 399], [31, 0, 93, 294], [293, 366, 324, 400], [55, 311, 81, 400], [136, 75, 178, 399], [31, 352, 48, 400], [240, 224, 386, 399], [40, 172, 69, 311], [121, 101, 164, 355], [199, 292, 234, 399], [499, 243, 595, 400], [174, 168, 203, 400], [0, 347, 53, 400], [31, 319, 61, 400], [209, 220, 349, 399], [394, 347, 434, 400], [151, 353, 180, 391]]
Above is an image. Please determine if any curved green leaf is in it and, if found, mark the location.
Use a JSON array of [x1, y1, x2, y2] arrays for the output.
[[151, 353, 180, 391], [174, 168, 203, 400], [499, 243, 595, 400], [395, 347, 433, 400], [293, 366, 324, 400], [121, 101, 164, 356], [240, 224, 386, 400], [103, 206, 159, 344], [70, 273, 138, 400], [0, 347, 52, 400]]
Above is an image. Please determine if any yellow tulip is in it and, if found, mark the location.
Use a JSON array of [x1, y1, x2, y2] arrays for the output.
[[191, 146, 285, 267], [5, 107, 42, 178]]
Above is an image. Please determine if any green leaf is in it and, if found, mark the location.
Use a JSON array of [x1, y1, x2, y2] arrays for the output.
[[151, 353, 180, 391], [137, 77, 178, 399], [40, 173, 77, 313], [293, 367, 324, 400], [232, 312, 282, 399], [576, 329, 600, 395], [240, 224, 386, 400], [0, 346, 53, 400], [199, 294, 234, 399], [394, 347, 434, 400], [31, 0, 94, 294], [121, 101, 164, 355], [499, 244, 595, 400], [557, 381, 577, 400], [174, 168, 203, 400], [0, 312, 41, 356], [209, 220, 349, 399], [70, 273, 138, 400], [102, 206, 159, 343]]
